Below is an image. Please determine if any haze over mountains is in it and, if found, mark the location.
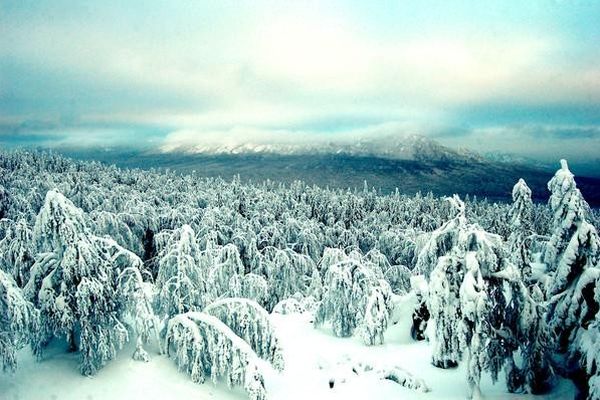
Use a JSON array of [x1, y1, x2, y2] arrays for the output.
[[58, 133, 600, 207]]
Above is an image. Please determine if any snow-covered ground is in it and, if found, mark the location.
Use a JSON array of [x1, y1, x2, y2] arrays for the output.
[[1, 311, 575, 400]]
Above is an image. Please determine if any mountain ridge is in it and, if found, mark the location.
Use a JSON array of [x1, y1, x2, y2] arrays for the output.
[[159, 133, 485, 164]]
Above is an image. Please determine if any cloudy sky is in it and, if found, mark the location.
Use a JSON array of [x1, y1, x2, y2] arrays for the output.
[[1, 0, 599, 162]]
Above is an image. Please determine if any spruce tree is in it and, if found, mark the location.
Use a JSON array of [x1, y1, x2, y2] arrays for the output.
[[25, 190, 147, 375], [0, 270, 38, 372], [156, 224, 208, 318], [507, 179, 534, 281], [544, 161, 599, 351]]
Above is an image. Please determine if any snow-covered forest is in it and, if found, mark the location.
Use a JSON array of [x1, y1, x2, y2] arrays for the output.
[[1, 150, 599, 400]]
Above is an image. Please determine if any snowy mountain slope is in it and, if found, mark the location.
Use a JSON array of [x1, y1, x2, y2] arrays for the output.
[[55, 133, 600, 206], [55, 134, 600, 206], [159, 134, 484, 163]]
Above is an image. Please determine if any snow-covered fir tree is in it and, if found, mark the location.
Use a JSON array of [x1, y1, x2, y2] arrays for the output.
[[359, 282, 392, 345], [577, 277, 600, 400], [544, 160, 594, 275], [203, 298, 284, 370], [118, 261, 161, 360], [262, 248, 310, 310], [459, 252, 489, 400], [166, 311, 268, 400], [0, 269, 38, 372], [208, 244, 245, 300], [507, 179, 534, 281], [427, 196, 522, 398], [315, 260, 354, 337], [228, 273, 269, 306], [516, 284, 554, 394], [156, 224, 208, 318], [542, 160, 600, 395], [429, 254, 464, 368], [316, 254, 391, 343], [24, 190, 149, 375], [427, 196, 469, 368], [416, 195, 467, 278], [0, 218, 35, 287], [307, 267, 323, 300]]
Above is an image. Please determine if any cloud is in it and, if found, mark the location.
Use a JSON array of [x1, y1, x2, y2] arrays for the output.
[[0, 128, 162, 149], [437, 124, 600, 161], [0, 1, 599, 162], [251, 17, 560, 104], [2, 3, 596, 113]]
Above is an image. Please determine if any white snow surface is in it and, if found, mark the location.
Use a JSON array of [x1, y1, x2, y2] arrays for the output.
[[2, 310, 575, 400]]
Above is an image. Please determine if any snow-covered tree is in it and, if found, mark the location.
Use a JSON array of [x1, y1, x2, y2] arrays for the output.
[[245, 365, 268, 400], [0, 270, 38, 372], [204, 298, 284, 370], [459, 252, 490, 399], [208, 244, 245, 300], [262, 249, 310, 310], [359, 282, 391, 345], [24, 190, 147, 375], [507, 179, 534, 281], [0, 218, 35, 287], [229, 273, 269, 306], [156, 224, 208, 318], [544, 160, 592, 273], [118, 263, 161, 360], [410, 275, 430, 341], [307, 267, 323, 300], [543, 161, 600, 356], [316, 255, 390, 342], [33, 189, 89, 253], [429, 255, 464, 368], [517, 284, 554, 394], [416, 195, 467, 278], [426, 198, 519, 399], [315, 260, 355, 337], [426, 198, 476, 368], [577, 278, 600, 400], [166, 312, 268, 400], [76, 276, 129, 375]]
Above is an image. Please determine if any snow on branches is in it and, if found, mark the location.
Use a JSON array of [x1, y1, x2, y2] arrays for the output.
[[315, 251, 392, 344], [25, 190, 154, 375], [166, 312, 268, 400], [429, 255, 463, 369], [204, 298, 284, 371], [415, 195, 466, 278], [542, 160, 600, 394], [0, 270, 38, 372], [156, 224, 208, 318], [507, 179, 534, 281], [2, 150, 600, 399], [0, 218, 35, 286], [578, 280, 600, 400]]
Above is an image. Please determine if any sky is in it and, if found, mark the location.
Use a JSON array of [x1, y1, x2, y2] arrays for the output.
[[1, 0, 599, 163]]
